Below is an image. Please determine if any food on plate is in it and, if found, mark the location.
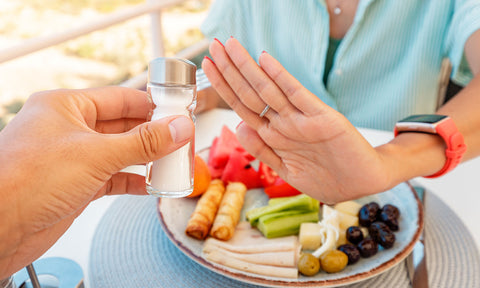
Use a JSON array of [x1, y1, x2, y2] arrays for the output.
[[337, 209, 360, 230], [202, 222, 300, 279], [345, 226, 364, 245], [193, 124, 407, 277], [320, 250, 348, 273], [210, 182, 247, 240], [357, 237, 378, 258], [297, 253, 320, 276], [382, 204, 400, 218], [185, 179, 226, 240], [358, 202, 381, 227], [336, 229, 349, 247], [257, 210, 319, 239], [245, 194, 319, 238], [311, 205, 340, 258], [204, 249, 299, 279], [204, 222, 300, 254], [187, 155, 211, 198], [207, 126, 261, 189], [203, 242, 297, 267], [264, 178, 302, 198], [357, 202, 400, 249], [368, 222, 396, 249], [207, 125, 242, 177], [220, 151, 260, 189], [333, 201, 362, 217], [298, 222, 323, 250], [258, 162, 278, 187], [378, 204, 400, 231], [297, 199, 403, 275], [337, 244, 361, 265], [246, 194, 319, 226], [207, 126, 304, 192]]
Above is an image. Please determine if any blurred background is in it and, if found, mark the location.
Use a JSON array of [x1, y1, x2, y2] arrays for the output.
[[0, 0, 212, 130]]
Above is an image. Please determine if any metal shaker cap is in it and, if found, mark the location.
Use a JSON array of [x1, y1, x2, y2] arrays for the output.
[[148, 57, 196, 86]]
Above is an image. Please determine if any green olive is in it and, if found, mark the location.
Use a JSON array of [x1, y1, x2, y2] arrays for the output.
[[320, 250, 348, 273], [297, 253, 320, 276]]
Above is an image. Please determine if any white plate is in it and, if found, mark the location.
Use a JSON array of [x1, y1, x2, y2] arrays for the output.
[[157, 176, 423, 287]]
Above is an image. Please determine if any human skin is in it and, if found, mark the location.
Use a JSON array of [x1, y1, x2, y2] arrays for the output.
[[0, 87, 194, 278], [201, 31, 480, 204]]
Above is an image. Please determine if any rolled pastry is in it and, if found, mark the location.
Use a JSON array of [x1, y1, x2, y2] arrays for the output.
[[185, 179, 225, 240], [210, 182, 247, 240]]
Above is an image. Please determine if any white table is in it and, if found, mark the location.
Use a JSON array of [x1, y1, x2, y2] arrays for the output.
[[38, 109, 480, 287]]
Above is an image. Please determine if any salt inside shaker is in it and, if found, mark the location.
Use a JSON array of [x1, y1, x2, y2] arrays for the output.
[[146, 57, 196, 197]]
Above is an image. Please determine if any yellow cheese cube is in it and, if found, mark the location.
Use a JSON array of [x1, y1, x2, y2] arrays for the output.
[[299, 222, 323, 250], [334, 201, 362, 217], [337, 211, 359, 231], [336, 229, 348, 247]]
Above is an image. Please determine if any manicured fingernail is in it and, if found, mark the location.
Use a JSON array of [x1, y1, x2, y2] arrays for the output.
[[204, 56, 215, 65], [236, 121, 244, 130], [169, 116, 193, 144], [214, 38, 224, 47], [262, 50, 268, 54]]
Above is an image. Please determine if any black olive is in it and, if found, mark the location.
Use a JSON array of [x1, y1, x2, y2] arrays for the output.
[[379, 210, 399, 231], [357, 237, 378, 258], [378, 230, 396, 249], [368, 222, 390, 242], [369, 221, 396, 249], [346, 226, 364, 245], [358, 202, 380, 227], [338, 244, 361, 265], [382, 204, 400, 219]]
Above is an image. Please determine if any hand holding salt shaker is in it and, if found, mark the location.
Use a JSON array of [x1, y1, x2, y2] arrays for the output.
[[146, 57, 196, 197]]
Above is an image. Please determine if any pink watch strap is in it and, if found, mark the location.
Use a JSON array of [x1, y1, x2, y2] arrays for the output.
[[425, 119, 467, 178]]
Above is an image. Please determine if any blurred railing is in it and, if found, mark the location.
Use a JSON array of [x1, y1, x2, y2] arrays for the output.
[[0, 0, 209, 89]]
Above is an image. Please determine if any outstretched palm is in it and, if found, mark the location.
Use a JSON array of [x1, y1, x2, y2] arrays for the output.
[[203, 38, 391, 203]]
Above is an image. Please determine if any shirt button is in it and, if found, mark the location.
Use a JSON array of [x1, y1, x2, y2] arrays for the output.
[[335, 69, 343, 76]]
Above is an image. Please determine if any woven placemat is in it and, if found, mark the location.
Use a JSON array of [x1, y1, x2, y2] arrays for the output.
[[423, 192, 480, 287]]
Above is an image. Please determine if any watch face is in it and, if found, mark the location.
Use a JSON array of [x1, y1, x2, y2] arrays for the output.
[[398, 114, 447, 124]]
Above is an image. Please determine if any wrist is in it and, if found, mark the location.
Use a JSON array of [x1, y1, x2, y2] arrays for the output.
[[375, 132, 446, 186], [393, 114, 466, 178]]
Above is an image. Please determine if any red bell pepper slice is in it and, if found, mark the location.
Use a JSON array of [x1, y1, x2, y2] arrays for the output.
[[264, 178, 302, 198], [258, 162, 278, 187]]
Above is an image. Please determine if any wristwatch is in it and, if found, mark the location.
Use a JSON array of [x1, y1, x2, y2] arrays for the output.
[[394, 114, 467, 178]]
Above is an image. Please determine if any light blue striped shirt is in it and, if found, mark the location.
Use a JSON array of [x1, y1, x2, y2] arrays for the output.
[[201, 0, 480, 130]]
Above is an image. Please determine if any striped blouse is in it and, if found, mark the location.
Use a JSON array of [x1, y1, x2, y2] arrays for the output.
[[200, 0, 480, 130]]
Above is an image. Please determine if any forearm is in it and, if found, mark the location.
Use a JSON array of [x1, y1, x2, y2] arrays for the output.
[[376, 73, 480, 188]]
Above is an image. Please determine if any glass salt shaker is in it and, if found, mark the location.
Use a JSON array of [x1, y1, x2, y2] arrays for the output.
[[146, 57, 196, 198]]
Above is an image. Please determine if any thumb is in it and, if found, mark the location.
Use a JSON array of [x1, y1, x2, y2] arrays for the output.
[[105, 115, 195, 168]]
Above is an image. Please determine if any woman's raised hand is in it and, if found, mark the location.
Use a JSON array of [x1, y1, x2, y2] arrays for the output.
[[202, 38, 394, 204]]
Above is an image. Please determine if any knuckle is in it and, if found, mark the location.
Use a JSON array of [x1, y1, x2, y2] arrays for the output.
[[236, 83, 251, 97], [136, 123, 163, 161], [253, 79, 270, 96]]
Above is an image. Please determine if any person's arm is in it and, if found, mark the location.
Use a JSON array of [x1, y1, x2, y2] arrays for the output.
[[0, 87, 194, 279], [379, 29, 480, 183], [202, 36, 480, 205]]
